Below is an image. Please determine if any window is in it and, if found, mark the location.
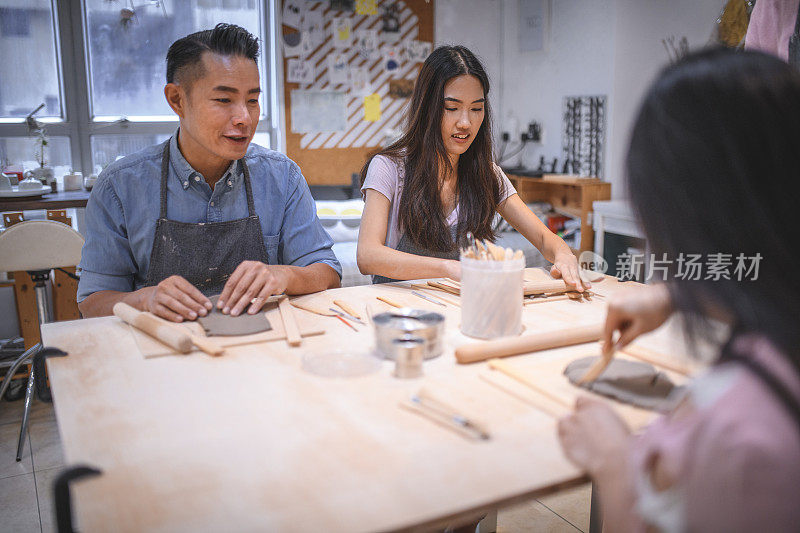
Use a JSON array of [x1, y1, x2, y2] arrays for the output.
[[0, 0, 278, 180]]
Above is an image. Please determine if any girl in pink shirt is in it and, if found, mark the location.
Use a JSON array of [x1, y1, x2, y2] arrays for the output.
[[558, 49, 800, 531]]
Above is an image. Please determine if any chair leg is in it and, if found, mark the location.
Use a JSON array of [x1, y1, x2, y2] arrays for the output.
[[0, 342, 41, 401], [16, 365, 35, 462]]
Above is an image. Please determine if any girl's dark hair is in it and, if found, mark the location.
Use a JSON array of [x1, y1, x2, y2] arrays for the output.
[[626, 48, 800, 364], [360, 45, 499, 252], [166, 23, 259, 86]]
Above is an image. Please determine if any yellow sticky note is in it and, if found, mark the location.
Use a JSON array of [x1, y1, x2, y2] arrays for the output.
[[356, 0, 377, 16], [364, 93, 381, 122]]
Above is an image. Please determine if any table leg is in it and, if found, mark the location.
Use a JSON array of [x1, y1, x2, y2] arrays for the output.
[[589, 482, 603, 533]]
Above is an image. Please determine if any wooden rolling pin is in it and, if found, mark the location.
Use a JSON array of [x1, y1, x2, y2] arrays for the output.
[[455, 323, 603, 364], [113, 302, 224, 356], [523, 279, 569, 296]]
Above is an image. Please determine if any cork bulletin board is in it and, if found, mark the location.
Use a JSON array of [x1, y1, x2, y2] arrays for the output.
[[281, 0, 434, 185]]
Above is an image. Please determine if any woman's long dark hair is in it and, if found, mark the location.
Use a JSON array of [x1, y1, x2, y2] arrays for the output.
[[360, 45, 500, 252], [627, 48, 800, 365]]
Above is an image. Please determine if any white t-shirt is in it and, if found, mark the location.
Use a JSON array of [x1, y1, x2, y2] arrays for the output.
[[360, 155, 516, 248]]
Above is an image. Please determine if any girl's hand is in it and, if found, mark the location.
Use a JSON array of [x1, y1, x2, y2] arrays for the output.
[[551, 252, 588, 292], [558, 396, 631, 477], [443, 259, 461, 281], [602, 284, 672, 354]]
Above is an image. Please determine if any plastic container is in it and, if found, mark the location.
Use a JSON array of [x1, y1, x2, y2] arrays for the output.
[[460, 254, 524, 339]]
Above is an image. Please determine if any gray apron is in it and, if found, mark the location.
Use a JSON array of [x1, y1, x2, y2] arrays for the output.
[[789, 2, 800, 67], [144, 142, 269, 296], [372, 226, 460, 284]]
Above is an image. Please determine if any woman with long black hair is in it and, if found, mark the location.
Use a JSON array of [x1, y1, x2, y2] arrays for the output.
[[356, 45, 584, 288], [558, 48, 800, 531]]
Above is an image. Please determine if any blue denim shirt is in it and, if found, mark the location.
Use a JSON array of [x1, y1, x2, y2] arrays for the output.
[[77, 133, 340, 301]]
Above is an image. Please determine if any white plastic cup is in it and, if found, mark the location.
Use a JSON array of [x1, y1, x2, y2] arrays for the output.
[[460, 254, 524, 339]]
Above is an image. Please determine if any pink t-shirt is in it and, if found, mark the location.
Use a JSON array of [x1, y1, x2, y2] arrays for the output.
[[361, 154, 516, 249], [631, 334, 800, 531], [745, 0, 800, 61]]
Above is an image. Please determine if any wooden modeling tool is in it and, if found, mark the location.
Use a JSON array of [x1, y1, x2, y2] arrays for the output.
[[427, 281, 460, 295], [333, 300, 361, 320], [376, 295, 404, 308], [278, 297, 302, 347], [487, 358, 572, 409], [400, 388, 490, 440], [291, 300, 336, 316], [113, 302, 224, 356], [577, 345, 615, 384]]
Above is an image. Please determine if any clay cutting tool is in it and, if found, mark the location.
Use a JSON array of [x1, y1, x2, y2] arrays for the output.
[[411, 290, 446, 307], [329, 307, 366, 325]]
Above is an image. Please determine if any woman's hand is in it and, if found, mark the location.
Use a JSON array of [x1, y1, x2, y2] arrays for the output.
[[442, 259, 461, 281], [602, 284, 673, 354], [551, 251, 588, 292], [558, 396, 631, 477]]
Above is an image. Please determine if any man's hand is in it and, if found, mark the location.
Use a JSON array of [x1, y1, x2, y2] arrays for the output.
[[217, 261, 289, 316], [142, 275, 212, 322], [550, 251, 588, 292]]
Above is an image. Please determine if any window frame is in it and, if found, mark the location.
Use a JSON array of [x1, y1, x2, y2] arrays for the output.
[[0, 0, 281, 175]]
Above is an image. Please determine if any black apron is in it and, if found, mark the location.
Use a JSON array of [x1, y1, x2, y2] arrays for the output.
[[144, 142, 269, 296], [372, 226, 460, 284]]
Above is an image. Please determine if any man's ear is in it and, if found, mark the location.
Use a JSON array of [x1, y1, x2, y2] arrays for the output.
[[164, 83, 186, 117]]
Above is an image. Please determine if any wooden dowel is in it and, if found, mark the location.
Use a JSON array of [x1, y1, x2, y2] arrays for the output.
[[455, 324, 603, 364], [291, 300, 335, 316], [427, 281, 460, 295], [114, 302, 192, 353], [333, 299, 361, 319], [487, 358, 572, 409], [278, 297, 302, 347], [376, 296, 404, 308], [189, 334, 225, 356], [620, 344, 693, 376]]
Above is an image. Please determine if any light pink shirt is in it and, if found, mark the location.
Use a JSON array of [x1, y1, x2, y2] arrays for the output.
[[745, 0, 800, 61], [361, 155, 516, 249], [631, 334, 800, 532]]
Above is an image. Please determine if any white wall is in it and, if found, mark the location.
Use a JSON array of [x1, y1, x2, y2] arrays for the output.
[[433, 0, 728, 198]]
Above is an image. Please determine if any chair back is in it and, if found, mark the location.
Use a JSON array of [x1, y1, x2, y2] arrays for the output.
[[0, 220, 84, 272]]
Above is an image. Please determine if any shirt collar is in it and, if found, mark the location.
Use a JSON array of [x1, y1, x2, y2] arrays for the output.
[[169, 129, 243, 191]]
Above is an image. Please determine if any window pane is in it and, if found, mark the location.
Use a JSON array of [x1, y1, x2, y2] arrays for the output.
[[0, 1, 61, 118], [91, 134, 170, 172], [84, 0, 264, 118], [0, 136, 71, 177]]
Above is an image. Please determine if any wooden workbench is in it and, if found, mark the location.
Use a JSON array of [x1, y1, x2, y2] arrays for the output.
[[41, 271, 696, 532]]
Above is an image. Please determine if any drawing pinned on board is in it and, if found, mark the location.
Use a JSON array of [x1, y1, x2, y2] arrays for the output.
[[332, 16, 353, 48], [405, 40, 432, 63], [389, 78, 414, 99], [354, 29, 380, 61], [382, 3, 401, 32], [282, 0, 304, 30], [330, 0, 355, 11], [350, 66, 371, 96], [291, 90, 348, 133], [283, 31, 312, 58], [356, 0, 377, 16], [287, 59, 315, 85], [364, 93, 381, 122], [383, 47, 401, 73], [327, 53, 350, 85], [302, 9, 325, 49]]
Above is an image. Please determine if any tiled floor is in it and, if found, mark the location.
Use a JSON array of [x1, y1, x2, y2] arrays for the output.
[[0, 398, 591, 532]]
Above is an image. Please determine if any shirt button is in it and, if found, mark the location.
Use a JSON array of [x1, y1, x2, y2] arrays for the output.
[[194, 176, 201, 182], [228, 180, 233, 187], [183, 181, 189, 187], [210, 201, 215, 206]]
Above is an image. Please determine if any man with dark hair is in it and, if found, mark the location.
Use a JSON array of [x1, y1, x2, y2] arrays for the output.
[[78, 24, 341, 322]]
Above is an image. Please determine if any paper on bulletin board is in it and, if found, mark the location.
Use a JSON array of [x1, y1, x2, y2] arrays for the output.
[[283, 31, 312, 58], [332, 16, 353, 48], [354, 29, 380, 61], [282, 0, 304, 30], [327, 53, 350, 85], [383, 46, 402, 73], [405, 40, 432, 63], [350, 66, 371, 96], [302, 10, 325, 48], [287, 59, 315, 85], [355, 0, 377, 16], [364, 93, 381, 122], [519, 0, 546, 52], [291, 90, 348, 133]]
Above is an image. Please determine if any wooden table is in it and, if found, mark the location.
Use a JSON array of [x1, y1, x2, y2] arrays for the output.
[[0, 190, 91, 213], [41, 271, 695, 532], [506, 174, 612, 257]]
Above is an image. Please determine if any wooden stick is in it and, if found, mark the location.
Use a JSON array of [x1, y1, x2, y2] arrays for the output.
[[455, 324, 603, 364], [443, 278, 461, 287], [278, 297, 302, 347], [291, 300, 336, 316], [577, 347, 614, 384], [620, 344, 693, 376], [427, 281, 460, 295], [524, 294, 570, 305], [188, 334, 225, 356], [479, 373, 565, 419], [487, 358, 572, 409], [333, 299, 361, 320], [523, 279, 569, 296], [484, 241, 506, 261], [376, 296, 404, 308]]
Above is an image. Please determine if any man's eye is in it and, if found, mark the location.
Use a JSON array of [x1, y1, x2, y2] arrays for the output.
[[471, 108, 484, 112], [248, 99, 259, 104], [214, 98, 230, 103]]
